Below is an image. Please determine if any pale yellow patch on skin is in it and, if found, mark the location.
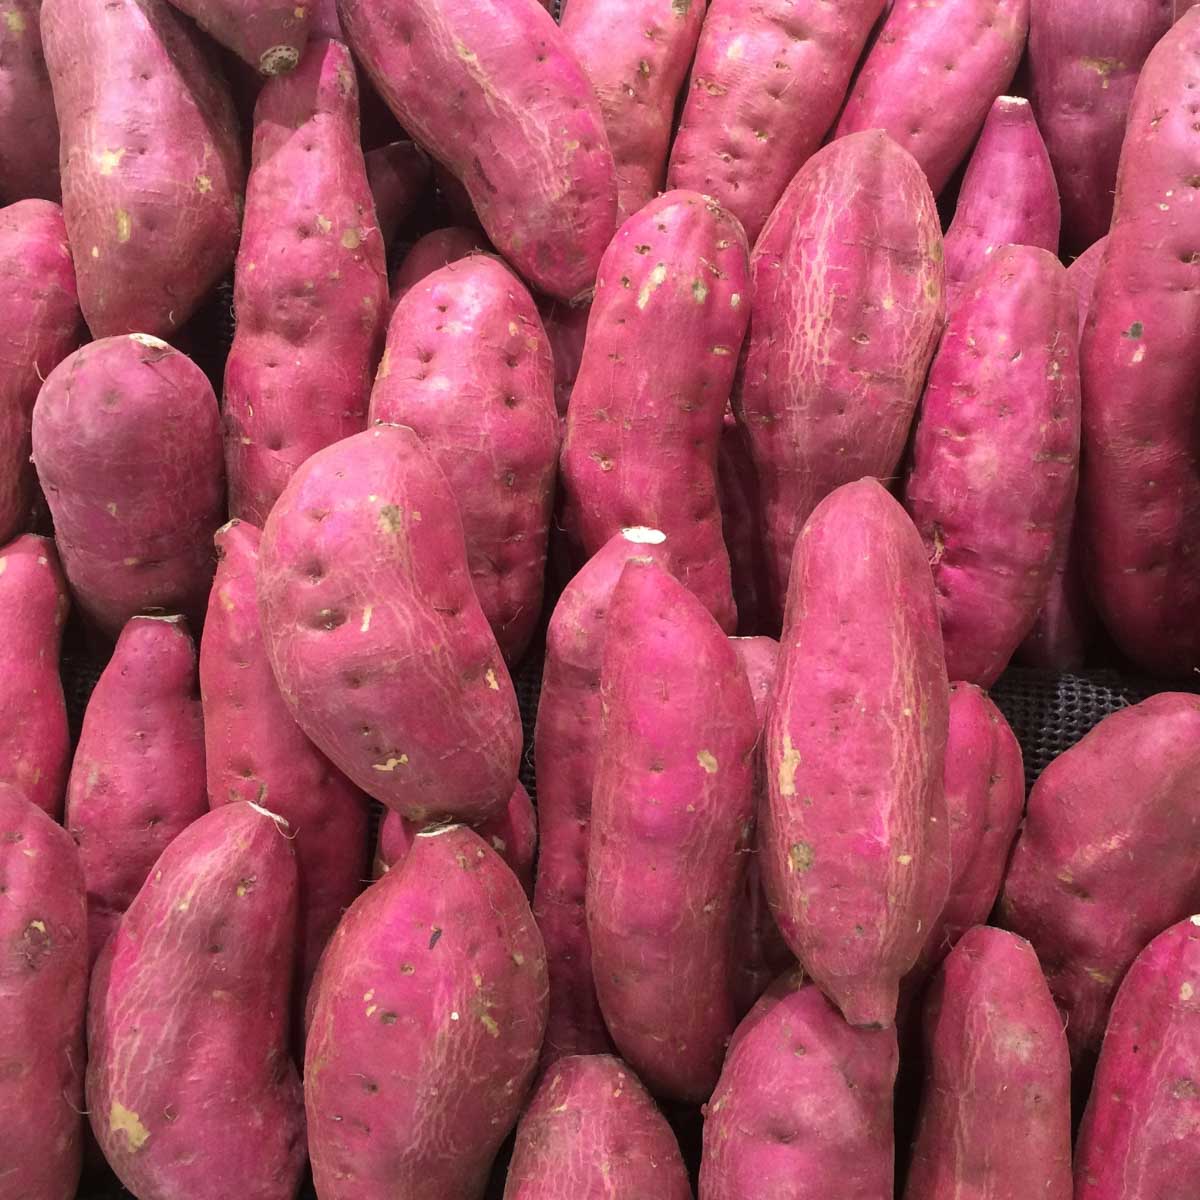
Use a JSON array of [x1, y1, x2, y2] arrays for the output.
[[697, 749, 718, 774], [725, 35, 744, 59], [692, 279, 708, 303], [360, 605, 373, 633], [0, 559, 7, 576], [342, 228, 361, 250], [1132, 345, 1146, 364], [196, 174, 212, 194], [96, 148, 125, 175], [110, 1102, 150, 1151], [28, 919, 45, 933], [377, 347, 391, 379], [373, 755, 409, 772], [115, 210, 132, 243], [91, 246, 100, 259], [316, 215, 332, 234], [730, 293, 741, 307], [637, 263, 667, 309], [4, 9, 26, 33], [778, 733, 800, 797], [293, 4, 305, 15], [1182, 981, 1195, 1001], [896, 853, 913, 866], [485, 669, 499, 691]]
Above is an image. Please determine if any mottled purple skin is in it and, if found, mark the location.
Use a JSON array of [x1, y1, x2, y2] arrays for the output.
[[700, 971, 899, 1200], [719, 413, 770, 638], [86, 802, 305, 1200], [32, 335, 226, 640], [41, 0, 244, 339], [224, 39, 388, 526], [1079, 10, 1200, 676], [257, 424, 522, 823], [365, 139, 430, 247], [734, 131, 945, 624], [65, 615, 207, 967], [561, 190, 748, 633], [761, 480, 950, 1029], [0, 0, 60, 203], [587, 558, 756, 1101], [1029, 0, 1171, 255], [999, 692, 1200, 1068], [533, 527, 670, 1066], [0, 787, 87, 1200], [164, 0, 309, 74], [370, 256, 560, 665], [904, 927, 1073, 1200], [387, 226, 486, 314], [668, 0, 885, 244], [201, 520, 369, 994], [0, 535, 69, 818], [1075, 915, 1200, 1199], [504, 1054, 692, 1200], [305, 824, 549, 1200], [337, 0, 617, 302]]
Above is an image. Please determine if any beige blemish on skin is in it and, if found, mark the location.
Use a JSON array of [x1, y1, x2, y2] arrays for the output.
[[96, 148, 125, 175], [692, 279, 709, 303], [316, 214, 332, 234], [360, 605, 373, 633], [378, 504, 402, 534], [373, 755, 409, 772], [897, 853, 913, 866], [711, 345, 732, 355], [1132, 345, 1146, 364], [454, 38, 478, 65], [4, 9, 26, 32], [882, 296, 895, 311], [697, 750, 718, 774], [731, 293, 741, 308], [778, 734, 801, 797], [788, 842, 814, 873], [637, 263, 668, 309], [196, 175, 212, 194], [115, 210, 132, 243], [485, 669, 499, 691], [91, 246, 100, 259], [342, 228, 361, 250], [726, 35, 744, 59], [110, 1102, 150, 1151], [28, 919, 45, 933], [1182, 981, 1195, 1001]]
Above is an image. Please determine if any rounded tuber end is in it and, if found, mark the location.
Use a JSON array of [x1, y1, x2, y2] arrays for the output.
[[259, 45, 301, 75]]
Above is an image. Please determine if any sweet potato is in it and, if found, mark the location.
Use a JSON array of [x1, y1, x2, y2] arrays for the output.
[[904, 244, 1080, 686], [835, 0, 1029, 195], [761, 479, 949, 1029], [0, 534, 69, 818], [560, 190, 747, 632], [0, 0, 59, 203], [305, 823, 548, 1200], [370, 256, 559, 664], [338, 0, 617, 302], [735, 130, 944, 623], [1068, 235, 1109, 329], [86, 802, 305, 1200], [1179, 0, 1200, 16], [257, 423, 521, 823], [364, 139, 429, 247], [700, 970, 899, 1200], [31, 334, 225, 639], [504, 1054, 692, 1200], [1029, 0, 1171, 255], [41, 0, 244, 338], [0, 200, 82, 544], [587, 557, 756, 1101], [1078, 9, 1200, 675], [999, 692, 1200, 1068], [719, 413, 769, 637], [388, 226, 484, 306], [533, 526, 670, 1065], [539, 297, 590, 419], [164, 0, 309, 74]]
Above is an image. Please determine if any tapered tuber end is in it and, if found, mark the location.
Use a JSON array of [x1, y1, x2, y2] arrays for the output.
[[830, 976, 899, 1031]]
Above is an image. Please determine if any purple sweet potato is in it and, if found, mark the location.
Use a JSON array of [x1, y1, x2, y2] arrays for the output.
[[735, 130, 945, 624], [224, 39, 388, 525], [560, 190, 747, 632], [700, 970, 899, 1200], [539, 297, 590, 419], [1068, 235, 1109, 328], [364, 139, 430, 247], [389, 226, 486, 308], [587, 557, 756, 1101], [667, 0, 884, 244], [41, 0, 244, 338], [0, 535, 69, 818], [370, 255, 559, 664], [1029, 0, 1171, 255], [31, 334, 226, 639], [0, 0, 60, 203], [835, 0, 1029, 195], [1078, 9, 1200, 675], [533, 526, 670, 1065], [761, 479, 949, 1029], [0, 200, 82, 544], [164, 0, 310, 74], [86, 802, 305, 1200], [904, 927, 1073, 1200], [504, 1054, 692, 1200], [904, 244, 1080, 687], [257, 423, 521, 823], [201, 519, 369, 992], [305, 823, 548, 1200], [338, 0, 617, 302], [64, 614, 207, 967], [1179, 0, 1200, 16], [719, 414, 770, 638], [999, 692, 1200, 1067]]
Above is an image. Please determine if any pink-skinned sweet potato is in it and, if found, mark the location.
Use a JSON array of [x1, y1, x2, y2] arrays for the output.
[[257, 423, 521, 823], [338, 0, 617, 302], [533, 526, 670, 1065], [560, 190, 747, 632], [0, 534, 69, 818], [835, 0, 1029, 195], [0, 200, 82, 544], [762, 479, 950, 1029], [667, 0, 884, 243], [504, 1054, 692, 1200], [539, 297, 590, 419], [587, 557, 756, 1101], [700, 970, 899, 1200], [64, 614, 207, 967], [0, 0, 60, 203], [904, 927, 1073, 1200], [1179, 0, 1200, 16], [364, 139, 429, 248], [370, 255, 559, 664], [1074, 915, 1200, 1199], [224, 39, 388, 526], [561, 0, 704, 224], [1078, 9, 1200, 675], [305, 823, 548, 1200], [86, 801, 304, 1200], [999, 692, 1200, 1068], [1029, 0, 1171, 255], [164, 0, 309, 74], [904, 244, 1080, 687], [719, 413, 769, 637], [201, 519, 369, 993], [41, 0, 244, 339], [388, 226, 485, 308], [31, 334, 226, 639], [734, 131, 945, 624]]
